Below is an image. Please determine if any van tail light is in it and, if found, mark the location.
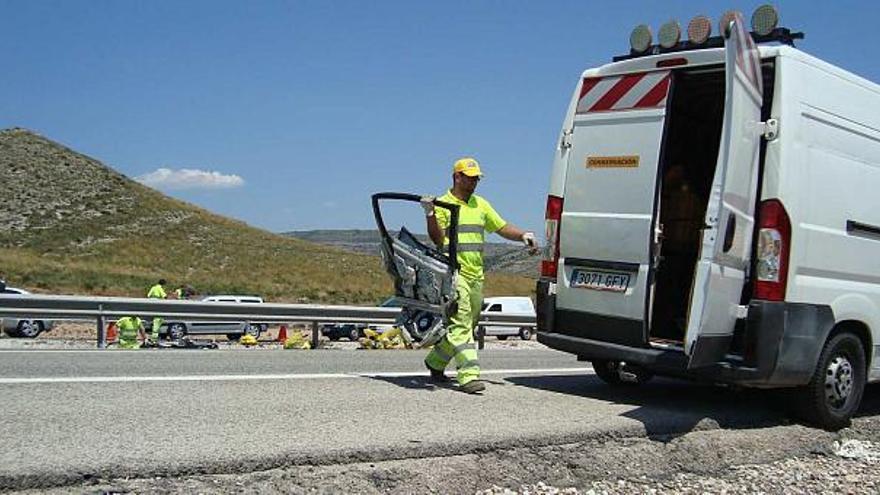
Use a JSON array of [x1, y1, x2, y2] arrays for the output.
[[541, 195, 564, 278], [754, 199, 791, 301]]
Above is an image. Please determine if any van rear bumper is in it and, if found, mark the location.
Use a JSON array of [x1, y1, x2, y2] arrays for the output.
[[536, 279, 835, 387]]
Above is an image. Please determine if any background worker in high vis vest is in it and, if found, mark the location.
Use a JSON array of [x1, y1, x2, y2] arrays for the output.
[[146, 279, 168, 342], [421, 157, 538, 394], [115, 316, 146, 349]]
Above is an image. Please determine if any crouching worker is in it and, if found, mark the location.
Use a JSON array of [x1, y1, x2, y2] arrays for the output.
[[116, 316, 147, 349]]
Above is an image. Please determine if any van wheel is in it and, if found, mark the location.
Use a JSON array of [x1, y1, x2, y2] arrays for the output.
[[592, 360, 653, 386], [794, 332, 866, 431], [519, 327, 532, 340], [348, 327, 360, 341], [167, 323, 187, 340]]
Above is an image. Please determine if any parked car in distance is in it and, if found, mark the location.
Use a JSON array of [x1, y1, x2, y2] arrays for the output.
[[145, 295, 268, 341], [478, 296, 536, 341], [321, 322, 367, 342], [1, 287, 55, 338]]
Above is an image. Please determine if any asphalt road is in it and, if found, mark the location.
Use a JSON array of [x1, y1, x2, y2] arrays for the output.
[[0, 347, 791, 490]]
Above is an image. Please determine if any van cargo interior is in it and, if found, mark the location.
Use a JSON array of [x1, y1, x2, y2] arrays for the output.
[[649, 68, 725, 342]]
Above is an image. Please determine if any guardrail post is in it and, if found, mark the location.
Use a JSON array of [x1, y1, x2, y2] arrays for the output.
[[96, 305, 106, 349], [311, 321, 319, 349]]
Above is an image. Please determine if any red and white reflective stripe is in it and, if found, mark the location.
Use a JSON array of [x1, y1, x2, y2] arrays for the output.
[[730, 12, 762, 95], [576, 70, 671, 114]]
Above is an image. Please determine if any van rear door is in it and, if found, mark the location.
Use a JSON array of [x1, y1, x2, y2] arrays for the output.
[[685, 14, 764, 368], [556, 69, 672, 346]]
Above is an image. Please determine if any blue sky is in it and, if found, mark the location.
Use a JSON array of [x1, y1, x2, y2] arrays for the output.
[[2, 1, 878, 236]]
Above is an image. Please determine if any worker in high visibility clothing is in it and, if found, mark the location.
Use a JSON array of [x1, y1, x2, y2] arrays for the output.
[[422, 157, 538, 394], [116, 316, 146, 349], [146, 279, 168, 342]]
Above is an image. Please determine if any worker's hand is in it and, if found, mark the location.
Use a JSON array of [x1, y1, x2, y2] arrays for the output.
[[420, 196, 435, 217], [521, 232, 539, 255]]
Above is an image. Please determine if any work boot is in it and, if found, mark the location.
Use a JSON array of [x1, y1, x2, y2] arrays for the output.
[[425, 361, 451, 384], [459, 380, 486, 394]]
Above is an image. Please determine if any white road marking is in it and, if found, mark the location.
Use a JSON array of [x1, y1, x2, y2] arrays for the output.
[[0, 367, 593, 385]]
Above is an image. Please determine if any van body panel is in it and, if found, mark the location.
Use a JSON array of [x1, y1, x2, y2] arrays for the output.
[[557, 103, 670, 327], [538, 297, 834, 387], [685, 25, 765, 368], [771, 50, 880, 378]]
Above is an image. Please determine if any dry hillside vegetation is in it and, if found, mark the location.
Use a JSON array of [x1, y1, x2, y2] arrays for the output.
[[0, 128, 535, 302]]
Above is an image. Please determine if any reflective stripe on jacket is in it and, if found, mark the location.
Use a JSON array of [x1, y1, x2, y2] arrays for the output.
[[435, 191, 506, 281]]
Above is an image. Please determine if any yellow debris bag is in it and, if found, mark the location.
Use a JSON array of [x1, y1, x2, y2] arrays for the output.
[[239, 334, 258, 346], [283, 332, 312, 350], [359, 327, 411, 350]]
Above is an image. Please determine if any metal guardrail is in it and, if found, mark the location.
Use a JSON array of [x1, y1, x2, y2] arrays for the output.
[[0, 295, 537, 349]]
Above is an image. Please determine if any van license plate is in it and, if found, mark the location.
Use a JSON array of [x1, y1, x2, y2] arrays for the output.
[[571, 269, 631, 292]]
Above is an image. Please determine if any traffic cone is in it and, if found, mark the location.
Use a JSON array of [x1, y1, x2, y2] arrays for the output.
[[107, 322, 118, 343], [276, 325, 288, 343]]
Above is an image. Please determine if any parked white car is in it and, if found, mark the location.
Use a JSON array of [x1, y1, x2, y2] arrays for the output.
[[479, 297, 537, 340], [1, 287, 55, 338], [146, 295, 268, 341]]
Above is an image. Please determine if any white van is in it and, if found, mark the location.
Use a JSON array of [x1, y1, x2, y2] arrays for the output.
[[536, 9, 880, 429], [480, 297, 537, 340]]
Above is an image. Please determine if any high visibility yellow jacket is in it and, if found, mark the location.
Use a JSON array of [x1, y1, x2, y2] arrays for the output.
[[116, 316, 142, 349], [435, 190, 506, 281], [147, 284, 166, 299]]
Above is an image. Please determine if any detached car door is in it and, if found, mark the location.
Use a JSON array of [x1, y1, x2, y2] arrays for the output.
[[685, 13, 765, 368]]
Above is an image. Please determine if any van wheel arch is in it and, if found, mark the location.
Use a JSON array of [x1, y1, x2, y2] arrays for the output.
[[831, 320, 873, 372]]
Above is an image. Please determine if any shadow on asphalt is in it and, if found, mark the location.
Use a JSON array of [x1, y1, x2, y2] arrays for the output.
[[506, 373, 798, 439], [365, 375, 508, 393], [366, 375, 454, 391]]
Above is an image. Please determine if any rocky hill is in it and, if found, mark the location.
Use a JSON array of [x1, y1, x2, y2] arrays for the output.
[[0, 128, 535, 301]]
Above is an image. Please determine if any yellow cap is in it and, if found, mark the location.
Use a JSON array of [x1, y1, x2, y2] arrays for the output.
[[453, 157, 483, 177]]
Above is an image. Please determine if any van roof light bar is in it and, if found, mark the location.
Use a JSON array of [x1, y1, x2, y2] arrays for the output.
[[614, 4, 803, 62]]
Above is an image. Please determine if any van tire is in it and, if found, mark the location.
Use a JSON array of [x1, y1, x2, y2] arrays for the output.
[[794, 332, 866, 431], [519, 327, 532, 340], [592, 360, 653, 386], [348, 327, 360, 341]]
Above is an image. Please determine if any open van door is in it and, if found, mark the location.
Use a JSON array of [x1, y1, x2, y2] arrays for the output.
[[685, 13, 764, 368], [556, 68, 672, 346]]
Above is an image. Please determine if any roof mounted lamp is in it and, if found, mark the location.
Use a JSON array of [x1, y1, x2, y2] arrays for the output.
[[687, 15, 712, 45], [629, 24, 652, 53], [718, 10, 741, 37], [751, 4, 779, 36], [658, 20, 682, 49]]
